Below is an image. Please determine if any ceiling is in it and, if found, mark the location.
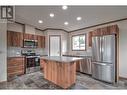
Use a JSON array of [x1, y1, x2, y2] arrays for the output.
[[15, 6, 127, 32]]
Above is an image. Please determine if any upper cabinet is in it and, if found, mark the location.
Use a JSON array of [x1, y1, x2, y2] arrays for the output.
[[88, 31, 92, 47], [7, 31, 45, 48], [37, 35, 45, 48], [7, 31, 23, 47], [88, 25, 119, 47], [24, 33, 37, 40]]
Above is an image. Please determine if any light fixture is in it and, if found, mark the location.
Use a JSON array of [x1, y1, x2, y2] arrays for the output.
[[50, 13, 54, 17], [64, 21, 69, 25], [77, 17, 82, 21], [38, 20, 43, 23], [62, 5, 68, 10]]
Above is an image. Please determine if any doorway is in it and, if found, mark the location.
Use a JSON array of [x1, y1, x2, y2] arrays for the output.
[[49, 35, 61, 56]]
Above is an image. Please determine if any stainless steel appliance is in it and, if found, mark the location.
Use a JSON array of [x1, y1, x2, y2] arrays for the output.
[[26, 55, 40, 74], [92, 35, 117, 83], [23, 39, 38, 48], [79, 57, 92, 75], [22, 50, 40, 74]]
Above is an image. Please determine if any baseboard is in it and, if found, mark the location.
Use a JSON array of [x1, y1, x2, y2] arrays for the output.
[[119, 76, 127, 80], [0, 80, 7, 83]]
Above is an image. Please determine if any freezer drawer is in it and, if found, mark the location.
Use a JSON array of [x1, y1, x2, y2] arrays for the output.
[[92, 62, 115, 83]]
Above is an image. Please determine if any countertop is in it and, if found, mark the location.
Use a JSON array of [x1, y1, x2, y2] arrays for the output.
[[62, 54, 92, 58], [41, 56, 83, 63]]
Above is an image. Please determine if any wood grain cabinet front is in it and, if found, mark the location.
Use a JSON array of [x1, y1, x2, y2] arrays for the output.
[[7, 57, 25, 79], [37, 36, 45, 48], [24, 33, 37, 40], [7, 31, 23, 47]]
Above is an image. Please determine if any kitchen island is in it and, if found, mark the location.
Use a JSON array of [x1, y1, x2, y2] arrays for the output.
[[41, 56, 83, 89]]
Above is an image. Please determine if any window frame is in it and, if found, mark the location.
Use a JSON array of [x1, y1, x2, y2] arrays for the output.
[[71, 34, 87, 51]]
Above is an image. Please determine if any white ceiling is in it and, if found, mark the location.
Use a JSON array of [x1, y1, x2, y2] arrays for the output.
[[15, 6, 127, 32]]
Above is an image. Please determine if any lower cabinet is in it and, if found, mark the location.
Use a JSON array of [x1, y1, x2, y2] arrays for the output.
[[76, 58, 92, 75], [40, 58, 44, 69], [7, 57, 25, 79]]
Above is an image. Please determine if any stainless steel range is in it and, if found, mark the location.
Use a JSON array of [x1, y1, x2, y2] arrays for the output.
[[22, 50, 40, 74]]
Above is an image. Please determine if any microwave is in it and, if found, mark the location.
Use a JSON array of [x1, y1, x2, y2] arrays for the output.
[[23, 39, 38, 48]]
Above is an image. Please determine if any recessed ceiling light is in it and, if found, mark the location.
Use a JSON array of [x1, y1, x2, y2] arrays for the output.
[[38, 20, 43, 23], [62, 5, 68, 10], [50, 13, 54, 17], [64, 22, 69, 25], [77, 17, 82, 21]]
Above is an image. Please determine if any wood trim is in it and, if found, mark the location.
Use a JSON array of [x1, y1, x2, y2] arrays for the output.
[[49, 35, 61, 56], [42, 28, 69, 33], [8, 20, 68, 33], [69, 18, 127, 33], [71, 33, 87, 51], [8, 17, 127, 33], [119, 76, 127, 80], [116, 29, 119, 82]]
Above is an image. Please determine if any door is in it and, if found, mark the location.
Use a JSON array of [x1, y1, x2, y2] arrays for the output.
[[49, 35, 61, 56], [101, 35, 115, 63], [92, 36, 102, 62], [92, 62, 114, 83]]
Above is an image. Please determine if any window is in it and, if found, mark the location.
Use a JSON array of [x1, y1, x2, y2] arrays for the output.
[[72, 34, 86, 51]]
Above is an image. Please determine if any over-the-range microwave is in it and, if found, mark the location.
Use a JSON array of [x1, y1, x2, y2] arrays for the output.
[[23, 39, 38, 48]]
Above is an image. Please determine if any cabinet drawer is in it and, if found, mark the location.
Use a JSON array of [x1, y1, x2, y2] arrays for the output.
[[8, 65, 24, 72], [8, 70, 24, 77]]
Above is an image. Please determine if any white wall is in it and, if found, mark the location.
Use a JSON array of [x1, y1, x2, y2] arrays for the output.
[[44, 30, 68, 56], [0, 20, 7, 82], [7, 23, 24, 32], [35, 29, 44, 36], [68, 20, 127, 78], [25, 24, 35, 34]]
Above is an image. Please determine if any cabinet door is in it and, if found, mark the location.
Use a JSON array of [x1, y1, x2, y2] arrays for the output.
[[42, 36, 45, 48], [37, 35, 42, 48], [37, 35, 45, 48], [7, 31, 23, 47], [24, 33, 37, 40], [12, 32, 23, 47], [7, 31, 13, 46], [88, 32, 92, 47], [7, 57, 25, 78]]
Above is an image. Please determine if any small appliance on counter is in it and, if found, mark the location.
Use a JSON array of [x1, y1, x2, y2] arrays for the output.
[[22, 49, 40, 74]]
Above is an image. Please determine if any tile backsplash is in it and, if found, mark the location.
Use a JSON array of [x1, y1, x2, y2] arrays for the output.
[[7, 47, 46, 57], [7, 47, 22, 57]]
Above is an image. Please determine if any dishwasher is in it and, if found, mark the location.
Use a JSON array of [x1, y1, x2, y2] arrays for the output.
[[78, 57, 92, 75]]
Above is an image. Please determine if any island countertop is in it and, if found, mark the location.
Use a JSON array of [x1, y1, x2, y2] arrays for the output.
[[41, 56, 83, 63]]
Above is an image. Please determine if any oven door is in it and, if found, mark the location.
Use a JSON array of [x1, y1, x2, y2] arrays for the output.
[[25, 57, 40, 74]]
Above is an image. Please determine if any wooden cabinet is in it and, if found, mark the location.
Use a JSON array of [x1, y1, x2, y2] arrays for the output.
[[88, 25, 119, 47], [37, 35, 45, 48], [43, 59, 76, 89], [24, 33, 45, 48], [88, 31, 93, 47], [40, 58, 45, 69], [24, 33, 37, 40], [92, 25, 119, 37], [7, 31, 23, 47], [7, 57, 25, 79]]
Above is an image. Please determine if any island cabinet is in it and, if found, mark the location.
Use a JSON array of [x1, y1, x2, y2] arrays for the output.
[[7, 57, 25, 79], [37, 35, 45, 48], [41, 56, 82, 89], [7, 31, 23, 47]]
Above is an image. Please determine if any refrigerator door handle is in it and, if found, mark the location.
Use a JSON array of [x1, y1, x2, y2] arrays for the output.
[[92, 62, 113, 66]]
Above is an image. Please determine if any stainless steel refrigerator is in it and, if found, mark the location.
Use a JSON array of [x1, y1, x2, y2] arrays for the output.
[[92, 35, 117, 83]]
